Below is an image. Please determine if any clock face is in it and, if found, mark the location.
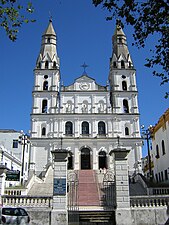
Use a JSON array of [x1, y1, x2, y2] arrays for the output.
[[79, 82, 89, 90]]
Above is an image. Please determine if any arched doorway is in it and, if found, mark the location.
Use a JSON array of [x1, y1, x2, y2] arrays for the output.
[[98, 151, 107, 169], [81, 148, 91, 170]]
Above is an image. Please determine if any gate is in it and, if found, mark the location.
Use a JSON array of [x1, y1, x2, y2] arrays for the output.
[[67, 170, 79, 224], [102, 170, 116, 208]]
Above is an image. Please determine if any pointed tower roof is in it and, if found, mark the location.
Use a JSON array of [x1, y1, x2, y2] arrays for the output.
[[112, 20, 132, 63], [35, 20, 59, 68], [114, 20, 125, 37], [43, 19, 56, 36]]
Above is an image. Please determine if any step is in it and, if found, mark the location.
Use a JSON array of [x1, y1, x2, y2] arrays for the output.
[[78, 170, 100, 206]]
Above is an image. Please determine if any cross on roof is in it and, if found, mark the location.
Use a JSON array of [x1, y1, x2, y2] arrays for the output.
[[81, 62, 89, 74], [49, 11, 52, 22]]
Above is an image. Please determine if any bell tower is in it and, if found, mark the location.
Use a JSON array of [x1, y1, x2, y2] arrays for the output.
[[109, 21, 138, 114], [30, 20, 60, 174], [109, 21, 142, 173]]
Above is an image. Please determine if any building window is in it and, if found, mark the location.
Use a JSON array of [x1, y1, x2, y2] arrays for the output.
[[113, 61, 117, 68], [38, 62, 41, 69], [82, 121, 89, 135], [98, 121, 106, 135], [53, 61, 57, 68], [42, 127, 46, 136], [42, 99, 48, 113], [123, 99, 129, 113], [65, 122, 73, 135], [12, 140, 18, 148], [165, 170, 168, 180], [119, 38, 122, 43], [156, 144, 160, 159], [45, 61, 49, 69], [125, 127, 129, 135], [47, 38, 50, 43], [162, 140, 165, 155], [121, 60, 125, 68], [122, 81, 127, 90], [43, 81, 48, 90]]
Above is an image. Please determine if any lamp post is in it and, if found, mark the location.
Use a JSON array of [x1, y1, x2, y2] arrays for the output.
[[141, 125, 153, 182], [19, 131, 30, 185]]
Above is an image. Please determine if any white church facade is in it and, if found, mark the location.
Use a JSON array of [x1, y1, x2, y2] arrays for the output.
[[29, 20, 142, 177]]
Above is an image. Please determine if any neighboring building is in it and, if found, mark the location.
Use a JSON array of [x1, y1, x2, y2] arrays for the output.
[[0, 129, 30, 183], [29, 20, 142, 177], [151, 108, 169, 184], [0, 145, 21, 187]]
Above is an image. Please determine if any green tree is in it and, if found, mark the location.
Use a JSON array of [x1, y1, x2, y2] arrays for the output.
[[0, 0, 35, 41], [93, 0, 169, 98]]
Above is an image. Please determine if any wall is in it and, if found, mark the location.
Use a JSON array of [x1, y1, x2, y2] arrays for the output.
[[131, 207, 168, 225], [24, 206, 169, 225]]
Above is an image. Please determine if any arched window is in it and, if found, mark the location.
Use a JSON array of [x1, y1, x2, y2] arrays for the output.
[[53, 61, 57, 68], [42, 99, 47, 113], [118, 37, 122, 43], [113, 61, 117, 68], [156, 145, 160, 158], [121, 60, 125, 68], [162, 140, 165, 155], [38, 62, 41, 69], [123, 99, 129, 113], [98, 121, 106, 135], [125, 127, 129, 135], [45, 61, 49, 69], [42, 127, 46, 136], [122, 81, 127, 90], [82, 121, 89, 135], [43, 81, 48, 90], [47, 38, 50, 43], [65, 122, 73, 135]]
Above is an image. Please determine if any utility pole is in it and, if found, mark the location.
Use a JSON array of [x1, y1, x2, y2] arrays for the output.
[[19, 132, 30, 185]]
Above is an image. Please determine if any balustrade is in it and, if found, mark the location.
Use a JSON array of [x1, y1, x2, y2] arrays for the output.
[[130, 196, 169, 208], [1, 196, 52, 208]]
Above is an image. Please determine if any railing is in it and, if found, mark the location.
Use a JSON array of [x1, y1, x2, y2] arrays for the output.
[[1, 196, 53, 208], [150, 187, 169, 195], [130, 195, 169, 208]]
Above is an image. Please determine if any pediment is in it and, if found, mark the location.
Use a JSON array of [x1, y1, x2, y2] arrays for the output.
[[63, 74, 107, 91]]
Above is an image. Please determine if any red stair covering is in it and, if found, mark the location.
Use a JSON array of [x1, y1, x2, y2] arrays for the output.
[[78, 170, 100, 206]]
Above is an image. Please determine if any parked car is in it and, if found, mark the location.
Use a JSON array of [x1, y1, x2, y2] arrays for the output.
[[0, 207, 30, 225]]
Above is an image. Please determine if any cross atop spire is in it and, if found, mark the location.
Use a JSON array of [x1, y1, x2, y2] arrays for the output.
[[49, 11, 52, 22], [81, 62, 89, 74]]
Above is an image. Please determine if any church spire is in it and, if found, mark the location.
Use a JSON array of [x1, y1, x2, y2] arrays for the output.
[[111, 20, 133, 67], [36, 19, 59, 69]]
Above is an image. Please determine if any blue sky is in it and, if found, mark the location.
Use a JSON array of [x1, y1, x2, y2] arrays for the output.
[[1, 1, 168, 155]]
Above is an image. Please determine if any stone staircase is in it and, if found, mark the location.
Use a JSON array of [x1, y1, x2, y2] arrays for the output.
[[78, 170, 100, 206]]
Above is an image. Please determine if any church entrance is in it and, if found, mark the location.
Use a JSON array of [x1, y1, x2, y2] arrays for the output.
[[81, 148, 91, 170], [98, 151, 107, 169]]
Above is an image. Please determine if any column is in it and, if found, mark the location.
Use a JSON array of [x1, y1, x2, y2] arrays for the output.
[[51, 149, 69, 225], [110, 148, 132, 225]]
